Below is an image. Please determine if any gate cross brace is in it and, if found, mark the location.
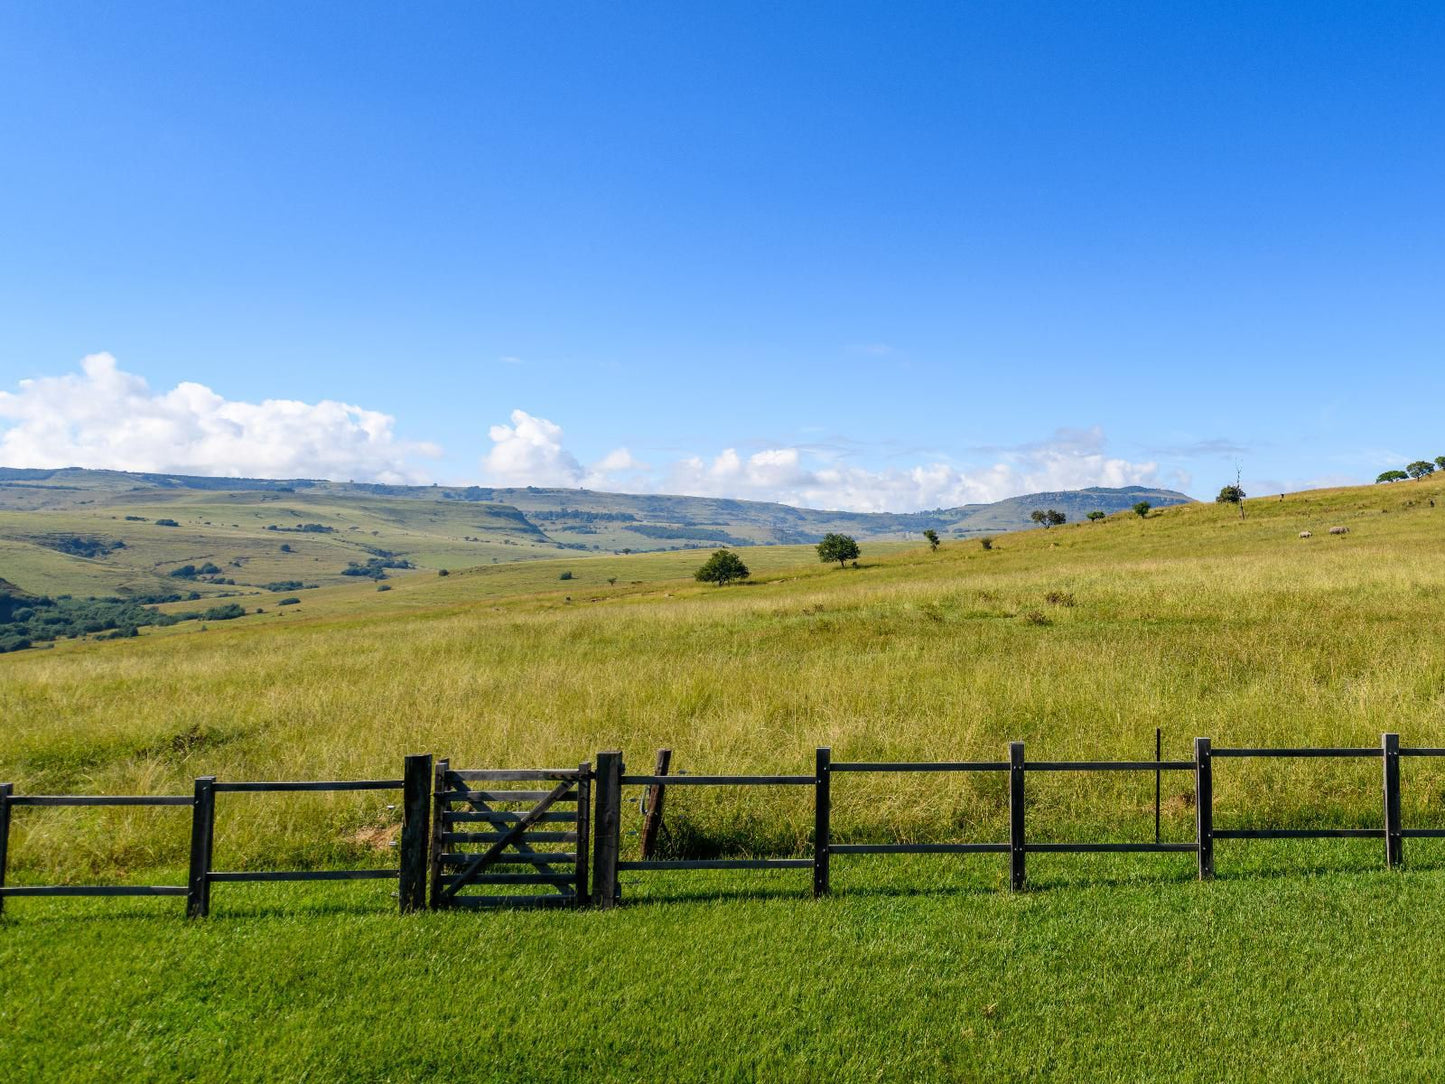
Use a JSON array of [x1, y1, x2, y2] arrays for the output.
[[453, 792, 574, 896], [440, 779, 577, 901]]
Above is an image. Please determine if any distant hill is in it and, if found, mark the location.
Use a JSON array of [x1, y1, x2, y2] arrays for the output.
[[0, 467, 1191, 596]]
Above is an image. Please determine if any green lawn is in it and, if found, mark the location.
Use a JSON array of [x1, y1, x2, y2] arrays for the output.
[[4, 848, 1443, 1082]]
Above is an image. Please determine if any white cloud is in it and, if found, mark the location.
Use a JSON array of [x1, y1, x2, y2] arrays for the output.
[[0, 357, 1166, 511], [665, 433, 1160, 512], [483, 411, 1163, 511], [482, 409, 582, 486], [0, 354, 440, 483], [481, 409, 642, 490]]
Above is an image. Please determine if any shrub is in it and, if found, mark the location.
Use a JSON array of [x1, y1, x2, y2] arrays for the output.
[[1216, 485, 1245, 505], [341, 557, 414, 579], [200, 603, 245, 621], [279, 543, 294, 553], [1021, 609, 1051, 626], [277, 597, 301, 606], [40, 534, 126, 558], [1087, 511, 1106, 522], [154, 519, 179, 527], [169, 562, 222, 580], [695, 549, 751, 585], [559, 571, 574, 581], [1044, 591, 1075, 607], [816, 533, 861, 568], [980, 537, 994, 551], [377, 584, 392, 592], [922, 529, 940, 552], [437, 569, 450, 577], [1132, 501, 1151, 518]]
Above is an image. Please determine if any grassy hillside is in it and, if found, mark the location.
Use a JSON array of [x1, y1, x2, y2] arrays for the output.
[[5, 474, 1445, 1081], [3, 474, 1443, 871], [0, 468, 1191, 598]]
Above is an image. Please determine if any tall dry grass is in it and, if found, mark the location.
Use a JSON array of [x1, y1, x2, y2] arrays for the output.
[[5, 479, 1445, 877]]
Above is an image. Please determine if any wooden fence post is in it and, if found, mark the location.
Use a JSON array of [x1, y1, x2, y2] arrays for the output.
[[575, 761, 592, 902], [0, 783, 12, 918], [399, 754, 432, 913], [814, 747, 831, 898], [592, 751, 622, 908], [1195, 738, 1213, 880], [428, 757, 448, 910], [186, 776, 216, 918], [1382, 732, 1402, 869], [1008, 741, 1026, 891], [639, 749, 671, 860]]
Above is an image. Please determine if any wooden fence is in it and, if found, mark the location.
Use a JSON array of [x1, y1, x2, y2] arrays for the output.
[[1, 734, 1440, 917]]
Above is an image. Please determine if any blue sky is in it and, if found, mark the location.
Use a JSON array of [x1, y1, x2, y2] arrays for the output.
[[1, 2, 1441, 510]]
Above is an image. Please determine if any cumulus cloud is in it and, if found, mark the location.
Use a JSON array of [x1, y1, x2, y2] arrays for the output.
[[483, 411, 1162, 511], [0, 354, 440, 483], [481, 409, 642, 489], [667, 430, 1160, 512]]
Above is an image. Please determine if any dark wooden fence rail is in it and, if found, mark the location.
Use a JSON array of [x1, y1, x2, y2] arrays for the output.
[[0, 789, 193, 911], [591, 733, 1428, 901], [0, 754, 433, 918], [2, 734, 1440, 917], [593, 758, 814, 907]]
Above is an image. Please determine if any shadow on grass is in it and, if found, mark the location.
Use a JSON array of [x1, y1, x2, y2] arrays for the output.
[[8, 849, 1445, 925]]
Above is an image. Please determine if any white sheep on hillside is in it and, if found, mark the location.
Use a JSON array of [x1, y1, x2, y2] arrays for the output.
[[1329, 526, 1349, 535], [1298, 530, 1312, 539]]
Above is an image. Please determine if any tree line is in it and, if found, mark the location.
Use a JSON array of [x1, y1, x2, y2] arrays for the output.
[[1377, 457, 1444, 483]]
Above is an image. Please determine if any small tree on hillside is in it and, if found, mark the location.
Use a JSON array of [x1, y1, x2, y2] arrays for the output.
[[1217, 484, 1246, 520], [1435, 456, 1445, 471], [1087, 510, 1106, 522], [1030, 509, 1066, 528], [922, 529, 940, 552], [817, 533, 861, 568], [695, 549, 750, 585], [1132, 501, 1151, 518], [1377, 470, 1408, 483], [1407, 460, 1436, 479]]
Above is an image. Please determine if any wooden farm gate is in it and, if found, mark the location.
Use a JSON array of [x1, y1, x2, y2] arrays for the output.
[[427, 761, 591, 909]]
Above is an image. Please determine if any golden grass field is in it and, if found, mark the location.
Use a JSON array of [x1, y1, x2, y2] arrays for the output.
[[4, 476, 1444, 880]]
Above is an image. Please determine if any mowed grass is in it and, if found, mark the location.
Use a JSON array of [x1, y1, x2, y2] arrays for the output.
[[6, 855, 1445, 1082], [5, 478, 1445, 1081]]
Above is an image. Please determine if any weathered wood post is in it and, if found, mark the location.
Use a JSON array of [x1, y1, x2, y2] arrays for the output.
[[575, 761, 592, 902], [1194, 738, 1213, 880], [592, 751, 622, 908], [639, 749, 671, 860], [1382, 732, 1402, 869], [1154, 726, 1162, 846], [814, 747, 831, 898], [1008, 741, 1026, 891], [427, 757, 448, 909], [399, 754, 432, 913], [0, 783, 12, 917], [186, 776, 216, 918]]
